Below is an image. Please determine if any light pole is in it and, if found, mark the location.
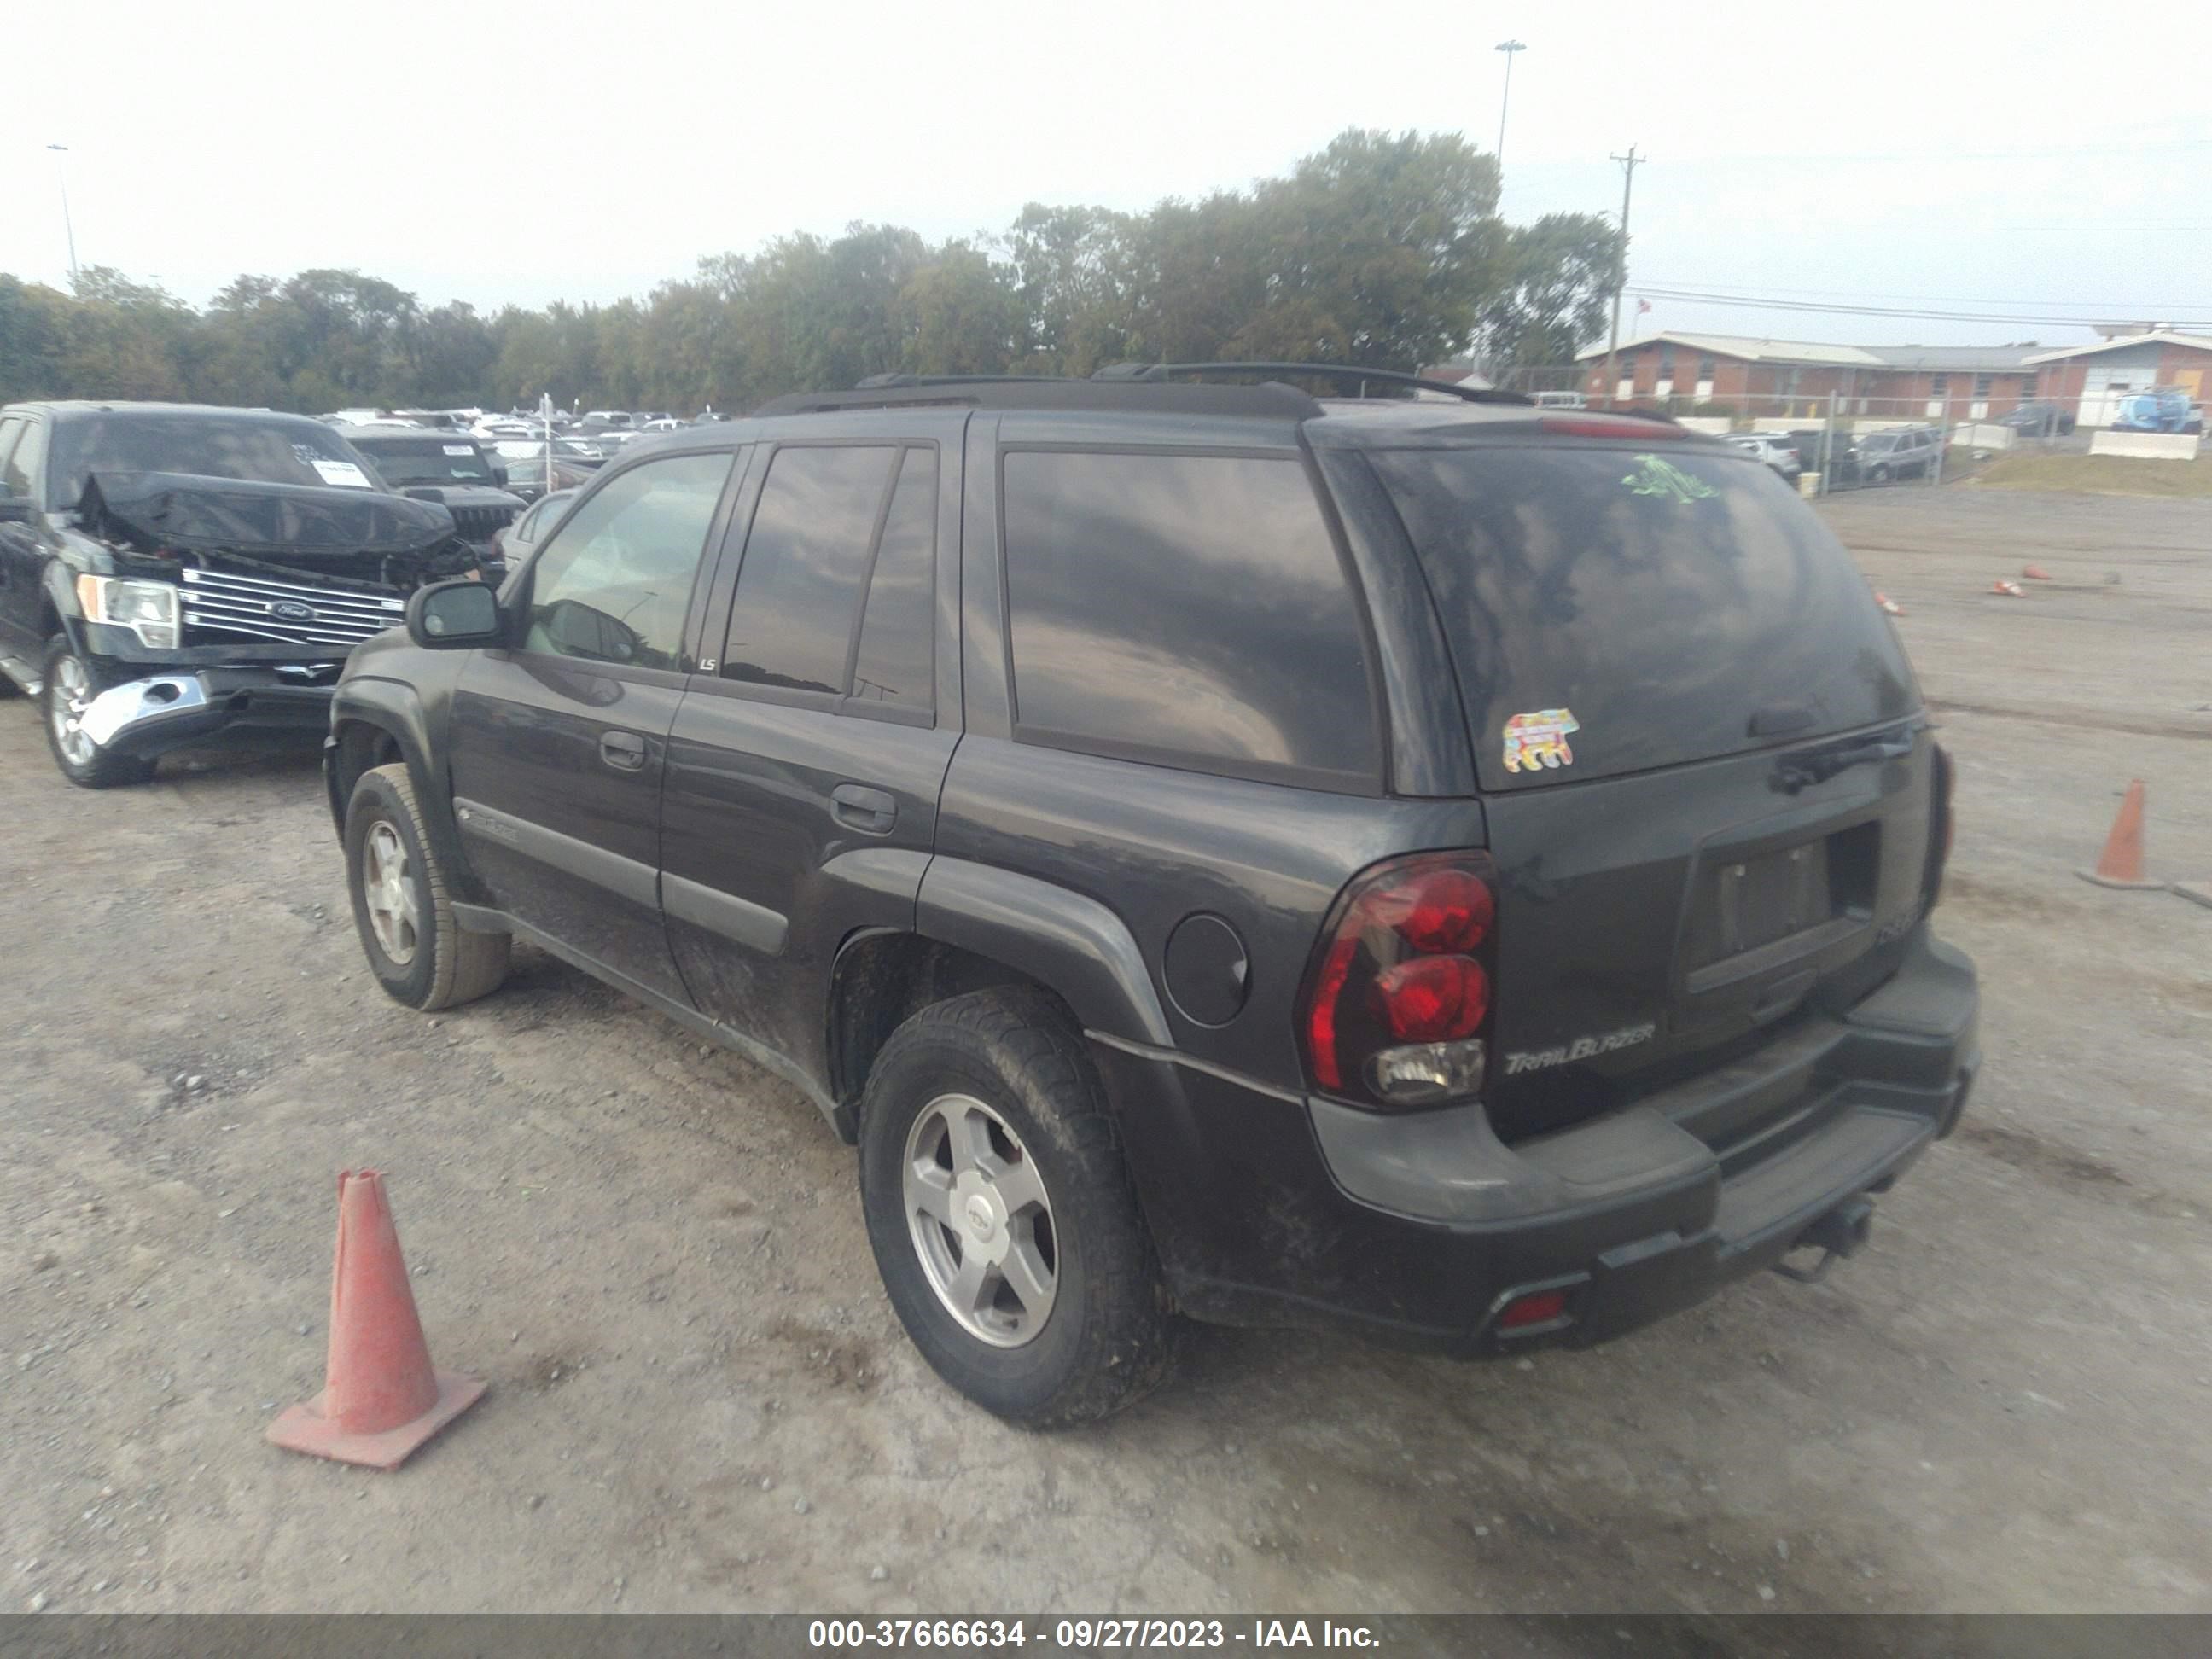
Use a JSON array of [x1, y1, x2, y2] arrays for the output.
[[47, 144, 79, 287], [1600, 146, 1644, 408], [1493, 41, 1526, 173]]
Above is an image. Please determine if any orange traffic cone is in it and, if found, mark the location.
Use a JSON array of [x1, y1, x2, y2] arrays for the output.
[[1874, 591, 1905, 615], [267, 1171, 485, 1470], [2075, 781, 2163, 890], [2022, 563, 2053, 580], [1992, 579, 2027, 597]]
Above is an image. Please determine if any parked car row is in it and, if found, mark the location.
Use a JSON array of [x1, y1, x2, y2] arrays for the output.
[[3, 372, 1976, 1431], [1750, 424, 1950, 489]]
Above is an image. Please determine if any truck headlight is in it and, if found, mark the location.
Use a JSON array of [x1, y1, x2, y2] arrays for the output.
[[77, 575, 182, 650]]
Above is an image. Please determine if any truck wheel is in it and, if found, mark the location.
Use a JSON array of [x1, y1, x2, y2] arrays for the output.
[[859, 987, 1173, 1428], [344, 762, 510, 1010], [40, 637, 156, 789]]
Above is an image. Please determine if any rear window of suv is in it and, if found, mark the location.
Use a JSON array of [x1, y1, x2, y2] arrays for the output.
[[1002, 449, 1379, 790], [352, 438, 498, 486], [1370, 444, 1917, 791]]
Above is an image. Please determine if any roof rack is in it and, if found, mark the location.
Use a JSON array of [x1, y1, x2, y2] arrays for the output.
[[852, 373, 1070, 390], [752, 378, 1322, 420], [1092, 361, 1534, 406]]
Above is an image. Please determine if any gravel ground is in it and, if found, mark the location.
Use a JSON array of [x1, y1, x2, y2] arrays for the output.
[[2, 483, 2208, 1616]]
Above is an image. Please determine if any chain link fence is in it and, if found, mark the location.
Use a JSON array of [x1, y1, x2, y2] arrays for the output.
[[1474, 369, 2168, 497]]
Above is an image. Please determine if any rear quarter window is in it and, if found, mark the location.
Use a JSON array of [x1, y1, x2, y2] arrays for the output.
[[1001, 449, 1379, 790]]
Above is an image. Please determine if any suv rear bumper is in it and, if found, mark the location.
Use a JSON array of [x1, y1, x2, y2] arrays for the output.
[[1092, 927, 1977, 1353]]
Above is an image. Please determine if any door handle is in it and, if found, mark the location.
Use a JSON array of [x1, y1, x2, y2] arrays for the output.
[[830, 783, 897, 835], [599, 730, 649, 771]]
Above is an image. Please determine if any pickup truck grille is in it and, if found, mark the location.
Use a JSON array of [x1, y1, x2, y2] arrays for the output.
[[180, 567, 405, 649], [449, 504, 517, 543]]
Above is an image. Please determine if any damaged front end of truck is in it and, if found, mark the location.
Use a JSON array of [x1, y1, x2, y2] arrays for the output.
[[49, 470, 476, 768]]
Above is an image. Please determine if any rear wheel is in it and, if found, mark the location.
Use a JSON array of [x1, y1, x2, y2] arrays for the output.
[[345, 762, 510, 1010], [40, 637, 156, 789], [858, 988, 1173, 1427]]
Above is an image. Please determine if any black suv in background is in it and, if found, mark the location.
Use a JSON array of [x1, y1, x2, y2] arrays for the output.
[[0, 402, 488, 787], [326, 367, 1978, 1425], [338, 427, 527, 571]]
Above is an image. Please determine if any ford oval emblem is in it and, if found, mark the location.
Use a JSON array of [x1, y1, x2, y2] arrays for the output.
[[271, 599, 317, 622]]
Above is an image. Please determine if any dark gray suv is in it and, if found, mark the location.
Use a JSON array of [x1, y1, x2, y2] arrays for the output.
[[323, 367, 1979, 1425]]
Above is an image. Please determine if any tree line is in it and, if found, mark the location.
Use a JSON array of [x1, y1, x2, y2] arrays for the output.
[[0, 130, 1621, 415]]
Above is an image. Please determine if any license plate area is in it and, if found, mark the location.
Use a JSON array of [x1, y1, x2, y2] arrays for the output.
[[1683, 822, 1880, 991]]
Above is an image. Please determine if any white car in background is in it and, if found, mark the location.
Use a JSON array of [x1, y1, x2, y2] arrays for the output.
[[1726, 433, 1804, 482]]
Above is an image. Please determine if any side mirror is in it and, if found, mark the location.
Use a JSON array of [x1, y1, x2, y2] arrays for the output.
[[0, 492, 34, 525], [405, 579, 504, 649]]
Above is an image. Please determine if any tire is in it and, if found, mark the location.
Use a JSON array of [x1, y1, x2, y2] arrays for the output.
[[344, 762, 510, 1010], [1871, 464, 1892, 486], [858, 987, 1173, 1428], [39, 636, 156, 789]]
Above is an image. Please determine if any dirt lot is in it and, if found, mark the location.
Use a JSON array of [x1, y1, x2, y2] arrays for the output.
[[3, 485, 2208, 1617]]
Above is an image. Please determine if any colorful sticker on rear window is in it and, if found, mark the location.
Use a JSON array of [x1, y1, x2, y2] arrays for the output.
[[1503, 708, 1580, 772], [1622, 454, 1718, 504]]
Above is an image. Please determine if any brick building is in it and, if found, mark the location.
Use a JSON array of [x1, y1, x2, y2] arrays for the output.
[[1575, 332, 2046, 420]]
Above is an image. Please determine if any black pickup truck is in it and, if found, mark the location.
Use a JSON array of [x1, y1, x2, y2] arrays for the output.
[[0, 401, 490, 787]]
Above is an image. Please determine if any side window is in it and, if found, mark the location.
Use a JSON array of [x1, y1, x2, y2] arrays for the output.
[[2, 417, 42, 501], [522, 451, 732, 672], [515, 495, 559, 540], [849, 449, 936, 711], [0, 419, 23, 493], [1002, 451, 1378, 789], [719, 445, 898, 696]]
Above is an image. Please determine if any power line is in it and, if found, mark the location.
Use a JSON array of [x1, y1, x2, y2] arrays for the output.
[[1642, 277, 2212, 312], [1605, 137, 2212, 167], [1628, 284, 2212, 330]]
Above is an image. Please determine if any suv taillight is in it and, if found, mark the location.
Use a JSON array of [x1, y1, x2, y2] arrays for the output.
[[1300, 852, 1498, 1110]]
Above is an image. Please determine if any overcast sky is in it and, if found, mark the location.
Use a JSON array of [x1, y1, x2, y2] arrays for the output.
[[5, 1, 2208, 352]]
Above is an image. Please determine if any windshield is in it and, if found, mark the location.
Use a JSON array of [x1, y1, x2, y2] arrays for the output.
[[51, 414, 379, 506], [1370, 444, 1918, 790], [351, 438, 498, 486]]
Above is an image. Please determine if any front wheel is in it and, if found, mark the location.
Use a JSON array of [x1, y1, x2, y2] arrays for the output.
[[1871, 464, 1892, 486], [859, 988, 1173, 1427], [344, 762, 510, 1010], [40, 637, 156, 789]]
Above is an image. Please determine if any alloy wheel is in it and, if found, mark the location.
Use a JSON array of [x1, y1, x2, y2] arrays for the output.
[[362, 820, 422, 965], [903, 1093, 1058, 1348], [49, 654, 95, 767]]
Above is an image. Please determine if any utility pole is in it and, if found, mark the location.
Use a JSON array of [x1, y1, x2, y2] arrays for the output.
[[1493, 41, 1526, 173], [1599, 145, 1643, 408], [47, 144, 79, 288]]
